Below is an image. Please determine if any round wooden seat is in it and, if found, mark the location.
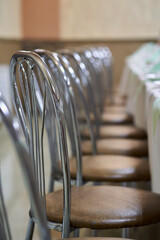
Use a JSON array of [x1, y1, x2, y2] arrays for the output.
[[82, 125, 147, 139], [81, 139, 148, 157], [103, 106, 126, 113], [78, 112, 132, 125], [64, 238, 132, 240], [101, 112, 133, 125], [105, 95, 127, 106], [46, 185, 160, 229], [70, 155, 150, 182]]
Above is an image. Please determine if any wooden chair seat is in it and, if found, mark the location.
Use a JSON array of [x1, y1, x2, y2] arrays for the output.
[[64, 238, 132, 240], [81, 139, 148, 157], [79, 112, 132, 125], [105, 95, 127, 106], [103, 106, 126, 113], [82, 125, 146, 139], [46, 185, 160, 229], [70, 155, 150, 182], [101, 112, 132, 125]]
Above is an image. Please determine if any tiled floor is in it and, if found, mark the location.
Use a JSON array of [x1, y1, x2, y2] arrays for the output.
[[1, 124, 160, 239]]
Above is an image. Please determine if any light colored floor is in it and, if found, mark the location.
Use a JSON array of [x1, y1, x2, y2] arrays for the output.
[[1, 124, 160, 239]]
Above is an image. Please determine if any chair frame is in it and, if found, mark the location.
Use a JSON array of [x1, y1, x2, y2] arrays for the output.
[[0, 93, 51, 240], [10, 51, 71, 238]]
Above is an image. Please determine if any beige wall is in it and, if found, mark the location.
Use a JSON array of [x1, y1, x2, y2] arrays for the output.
[[60, 0, 160, 40], [0, 0, 160, 40], [0, 0, 158, 87], [0, 0, 22, 39]]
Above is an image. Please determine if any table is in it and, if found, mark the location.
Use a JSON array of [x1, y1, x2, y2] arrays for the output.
[[118, 42, 160, 193]]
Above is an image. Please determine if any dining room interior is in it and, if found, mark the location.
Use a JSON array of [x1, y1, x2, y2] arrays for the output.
[[0, 0, 160, 240]]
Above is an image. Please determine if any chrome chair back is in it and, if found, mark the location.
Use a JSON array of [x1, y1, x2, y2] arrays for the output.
[[58, 52, 97, 154], [34, 49, 83, 186], [79, 48, 103, 115], [99, 46, 113, 103], [10, 51, 71, 238], [0, 93, 51, 240], [59, 49, 100, 134], [89, 46, 113, 105]]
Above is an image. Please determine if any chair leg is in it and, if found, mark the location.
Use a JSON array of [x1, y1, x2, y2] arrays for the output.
[[122, 228, 129, 238], [133, 227, 138, 239], [73, 229, 80, 237], [92, 229, 98, 237], [25, 218, 35, 240], [48, 176, 54, 193]]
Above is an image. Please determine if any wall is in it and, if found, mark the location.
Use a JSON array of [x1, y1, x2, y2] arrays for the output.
[[1, 0, 160, 40], [0, 0, 22, 39], [60, 0, 160, 40], [0, 0, 159, 86], [20, 0, 160, 40]]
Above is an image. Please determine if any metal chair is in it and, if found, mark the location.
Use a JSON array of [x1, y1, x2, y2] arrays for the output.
[[0, 94, 130, 240], [78, 47, 133, 124], [87, 46, 127, 108], [58, 50, 148, 157], [34, 49, 150, 184], [10, 51, 72, 239], [79, 47, 147, 139], [0, 93, 51, 240], [10, 51, 160, 240]]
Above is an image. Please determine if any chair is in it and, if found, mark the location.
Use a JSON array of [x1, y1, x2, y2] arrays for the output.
[[79, 47, 146, 139], [58, 50, 148, 157], [87, 46, 128, 108], [34, 49, 150, 184], [78, 46, 133, 124], [0, 94, 132, 240], [0, 93, 51, 240], [10, 51, 160, 240]]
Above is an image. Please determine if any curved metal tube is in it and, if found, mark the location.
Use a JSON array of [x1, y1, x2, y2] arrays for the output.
[[10, 51, 71, 238], [0, 93, 51, 240], [59, 53, 97, 155], [34, 49, 83, 187]]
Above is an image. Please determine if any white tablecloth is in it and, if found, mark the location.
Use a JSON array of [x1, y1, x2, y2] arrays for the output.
[[146, 87, 160, 193], [118, 43, 160, 193]]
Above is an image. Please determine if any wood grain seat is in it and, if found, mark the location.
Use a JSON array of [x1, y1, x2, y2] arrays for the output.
[[81, 139, 148, 157], [64, 238, 132, 240], [105, 95, 127, 106], [79, 112, 132, 125], [101, 112, 133, 125], [82, 125, 147, 139], [103, 106, 126, 113], [70, 155, 150, 182], [46, 185, 160, 229]]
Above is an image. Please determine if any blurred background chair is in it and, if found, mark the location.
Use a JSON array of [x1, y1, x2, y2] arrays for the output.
[[34, 49, 150, 185], [9, 50, 160, 239], [0, 93, 51, 240], [57, 50, 148, 157]]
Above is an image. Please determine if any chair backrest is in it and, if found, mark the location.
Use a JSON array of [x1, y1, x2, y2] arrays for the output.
[[9, 51, 71, 237], [79, 48, 103, 115], [34, 49, 83, 186], [0, 93, 51, 240], [89, 46, 113, 104], [60, 48, 113, 134], [81, 47, 106, 112], [58, 52, 97, 154], [59, 49, 100, 132]]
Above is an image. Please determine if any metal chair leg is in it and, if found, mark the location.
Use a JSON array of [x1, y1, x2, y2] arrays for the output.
[[25, 218, 35, 240], [92, 229, 98, 237], [48, 176, 54, 193], [122, 228, 129, 238], [73, 229, 80, 237]]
